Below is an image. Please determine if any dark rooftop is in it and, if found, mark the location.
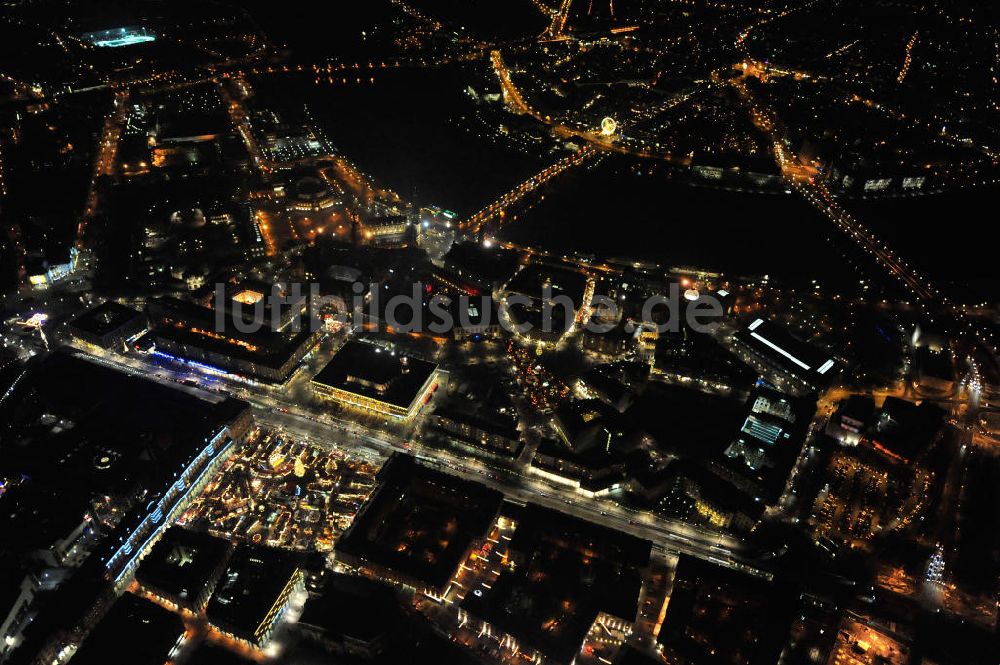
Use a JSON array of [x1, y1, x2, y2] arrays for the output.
[[657, 556, 795, 665], [135, 526, 232, 607], [0, 350, 247, 507], [443, 241, 519, 288], [461, 504, 651, 664], [916, 346, 954, 382], [837, 394, 877, 425], [67, 301, 146, 338], [433, 405, 519, 442], [70, 594, 185, 665], [336, 455, 503, 590], [298, 573, 402, 643], [0, 481, 93, 555], [553, 398, 634, 455], [625, 383, 746, 459], [312, 341, 438, 411], [147, 297, 314, 375], [872, 397, 945, 462], [446, 294, 499, 331], [206, 545, 302, 643], [505, 263, 588, 308], [613, 646, 665, 665], [655, 328, 757, 390], [736, 317, 838, 384]]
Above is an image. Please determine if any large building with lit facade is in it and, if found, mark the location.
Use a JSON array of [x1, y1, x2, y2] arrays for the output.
[[531, 437, 630, 498], [205, 546, 305, 650], [431, 407, 522, 458], [734, 318, 839, 389], [96, 410, 253, 588], [0, 350, 252, 665], [146, 297, 320, 383], [362, 215, 411, 247], [67, 301, 148, 352], [311, 341, 438, 420], [24, 248, 80, 289], [286, 176, 341, 213]]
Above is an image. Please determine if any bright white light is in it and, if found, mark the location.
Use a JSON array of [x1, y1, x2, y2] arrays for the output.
[[750, 331, 811, 371]]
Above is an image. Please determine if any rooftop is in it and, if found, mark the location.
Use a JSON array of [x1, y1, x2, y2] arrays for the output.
[[872, 397, 945, 462], [336, 455, 503, 590], [625, 383, 746, 459], [298, 573, 402, 643], [433, 405, 519, 442], [70, 595, 184, 665], [135, 526, 232, 606], [67, 301, 146, 338], [148, 297, 314, 376], [655, 328, 758, 390], [206, 545, 301, 643], [312, 341, 438, 411], [657, 556, 795, 665], [553, 398, 635, 457], [0, 350, 247, 505], [505, 263, 588, 308], [0, 481, 93, 555], [736, 318, 838, 384], [443, 242, 519, 288], [613, 646, 665, 665], [461, 504, 651, 664]]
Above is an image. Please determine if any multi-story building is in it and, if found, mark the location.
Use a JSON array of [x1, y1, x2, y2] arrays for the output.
[[431, 407, 521, 458], [147, 297, 320, 383], [67, 301, 148, 352], [312, 341, 438, 420], [734, 318, 839, 390], [206, 546, 304, 650]]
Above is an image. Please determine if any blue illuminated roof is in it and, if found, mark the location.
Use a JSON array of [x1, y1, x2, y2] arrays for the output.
[[82, 27, 157, 48], [740, 414, 785, 446]]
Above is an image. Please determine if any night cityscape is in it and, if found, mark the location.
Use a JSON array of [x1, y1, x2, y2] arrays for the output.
[[1, 1, 999, 664]]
